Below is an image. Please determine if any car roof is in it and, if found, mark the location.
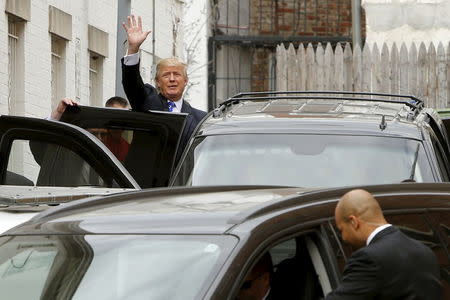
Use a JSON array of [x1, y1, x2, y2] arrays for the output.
[[5, 183, 450, 236], [198, 91, 426, 139]]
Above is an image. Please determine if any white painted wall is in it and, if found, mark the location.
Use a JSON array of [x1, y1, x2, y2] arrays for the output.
[[363, 0, 450, 47], [0, 0, 208, 118], [0, 2, 10, 116]]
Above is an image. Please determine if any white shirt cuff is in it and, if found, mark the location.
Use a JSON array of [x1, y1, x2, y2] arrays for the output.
[[123, 52, 140, 66]]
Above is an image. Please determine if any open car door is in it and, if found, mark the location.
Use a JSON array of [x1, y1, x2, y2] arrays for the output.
[[60, 105, 187, 188], [0, 115, 139, 189]]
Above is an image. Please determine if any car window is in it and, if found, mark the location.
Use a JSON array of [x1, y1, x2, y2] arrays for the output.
[[426, 211, 450, 299], [5, 139, 109, 187], [173, 134, 434, 187], [83, 126, 172, 188], [235, 233, 331, 300], [0, 234, 236, 300], [429, 132, 450, 181]]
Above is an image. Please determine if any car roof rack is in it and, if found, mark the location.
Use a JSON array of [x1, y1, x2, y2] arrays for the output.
[[213, 91, 424, 118]]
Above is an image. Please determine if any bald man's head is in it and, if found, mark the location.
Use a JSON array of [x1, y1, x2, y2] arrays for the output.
[[335, 189, 387, 249]]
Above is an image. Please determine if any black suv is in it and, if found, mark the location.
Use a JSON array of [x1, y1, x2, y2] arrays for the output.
[[0, 183, 449, 299], [171, 91, 450, 187], [1, 91, 450, 191]]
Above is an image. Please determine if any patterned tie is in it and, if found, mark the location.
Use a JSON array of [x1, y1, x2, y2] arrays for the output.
[[167, 101, 176, 112]]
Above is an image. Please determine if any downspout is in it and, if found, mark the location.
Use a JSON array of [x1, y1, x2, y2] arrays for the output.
[[352, 0, 362, 48], [152, 0, 156, 69]]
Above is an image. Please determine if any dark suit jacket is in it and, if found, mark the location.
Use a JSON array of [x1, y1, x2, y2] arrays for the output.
[[326, 226, 442, 300], [121, 58, 207, 164]]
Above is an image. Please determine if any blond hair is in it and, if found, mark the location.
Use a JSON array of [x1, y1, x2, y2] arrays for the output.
[[155, 57, 188, 81]]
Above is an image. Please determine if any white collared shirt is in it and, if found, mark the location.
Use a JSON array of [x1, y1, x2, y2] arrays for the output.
[[366, 224, 392, 246]]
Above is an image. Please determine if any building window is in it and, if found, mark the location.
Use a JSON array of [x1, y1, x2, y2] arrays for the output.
[[7, 16, 24, 115], [51, 35, 66, 108], [89, 52, 103, 107]]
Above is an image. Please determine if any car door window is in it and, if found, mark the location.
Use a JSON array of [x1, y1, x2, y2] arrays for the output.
[[426, 211, 450, 299], [6, 139, 108, 187], [235, 233, 331, 300]]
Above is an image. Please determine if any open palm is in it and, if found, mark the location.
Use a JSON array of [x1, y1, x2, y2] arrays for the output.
[[122, 15, 151, 53]]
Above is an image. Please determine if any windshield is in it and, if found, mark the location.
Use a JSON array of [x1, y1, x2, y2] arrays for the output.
[[172, 134, 435, 187], [0, 234, 236, 300]]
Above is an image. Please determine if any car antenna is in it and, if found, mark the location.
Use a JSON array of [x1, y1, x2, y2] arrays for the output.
[[379, 115, 387, 131]]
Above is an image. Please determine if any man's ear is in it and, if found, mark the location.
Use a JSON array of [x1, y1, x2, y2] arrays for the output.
[[348, 215, 358, 229]]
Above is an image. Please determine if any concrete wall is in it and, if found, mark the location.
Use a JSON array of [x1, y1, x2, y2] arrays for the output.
[[363, 0, 450, 47]]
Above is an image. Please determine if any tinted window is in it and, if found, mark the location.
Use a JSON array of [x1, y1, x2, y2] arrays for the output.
[[0, 234, 236, 300], [235, 234, 329, 300], [427, 211, 450, 299], [6, 139, 108, 187], [174, 134, 434, 187], [85, 126, 173, 188]]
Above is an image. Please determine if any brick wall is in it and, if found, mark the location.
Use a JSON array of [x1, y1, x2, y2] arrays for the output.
[[249, 0, 366, 91]]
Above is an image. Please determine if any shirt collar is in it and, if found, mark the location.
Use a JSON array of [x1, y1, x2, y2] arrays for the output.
[[168, 99, 183, 113], [366, 224, 392, 246]]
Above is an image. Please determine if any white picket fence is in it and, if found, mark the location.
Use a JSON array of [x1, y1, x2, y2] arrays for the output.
[[276, 42, 450, 108]]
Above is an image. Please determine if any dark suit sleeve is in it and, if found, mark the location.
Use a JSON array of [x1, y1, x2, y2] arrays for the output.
[[121, 58, 159, 112], [326, 250, 380, 300]]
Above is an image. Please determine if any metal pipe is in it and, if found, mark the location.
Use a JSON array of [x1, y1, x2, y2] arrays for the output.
[[115, 0, 131, 98], [352, 0, 362, 48], [152, 0, 156, 66]]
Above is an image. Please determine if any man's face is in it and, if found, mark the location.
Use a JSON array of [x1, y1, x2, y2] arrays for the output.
[[335, 208, 361, 248], [156, 65, 187, 101], [88, 128, 109, 144]]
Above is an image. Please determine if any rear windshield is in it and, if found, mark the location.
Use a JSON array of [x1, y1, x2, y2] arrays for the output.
[[172, 134, 435, 187], [0, 234, 236, 300]]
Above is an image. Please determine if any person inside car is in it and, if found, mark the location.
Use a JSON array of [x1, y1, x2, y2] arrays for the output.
[[236, 252, 273, 300]]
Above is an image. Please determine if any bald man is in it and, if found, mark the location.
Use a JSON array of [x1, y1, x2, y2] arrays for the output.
[[326, 189, 442, 300]]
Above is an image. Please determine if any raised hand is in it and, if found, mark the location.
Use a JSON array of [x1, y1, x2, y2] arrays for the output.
[[122, 15, 151, 54]]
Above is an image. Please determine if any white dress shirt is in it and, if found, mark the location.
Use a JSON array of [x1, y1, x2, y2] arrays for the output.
[[366, 224, 392, 246]]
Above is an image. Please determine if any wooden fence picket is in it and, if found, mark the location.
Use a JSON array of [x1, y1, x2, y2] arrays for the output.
[[334, 44, 344, 90], [417, 42, 428, 105], [437, 43, 447, 108], [428, 43, 437, 108], [324, 43, 334, 90], [390, 43, 399, 95], [361, 43, 371, 93], [399, 43, 409, 95]]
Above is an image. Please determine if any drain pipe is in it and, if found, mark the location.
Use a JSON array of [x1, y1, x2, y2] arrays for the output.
[[352, 0, 362, 48], [152, 0, 156, 69]]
